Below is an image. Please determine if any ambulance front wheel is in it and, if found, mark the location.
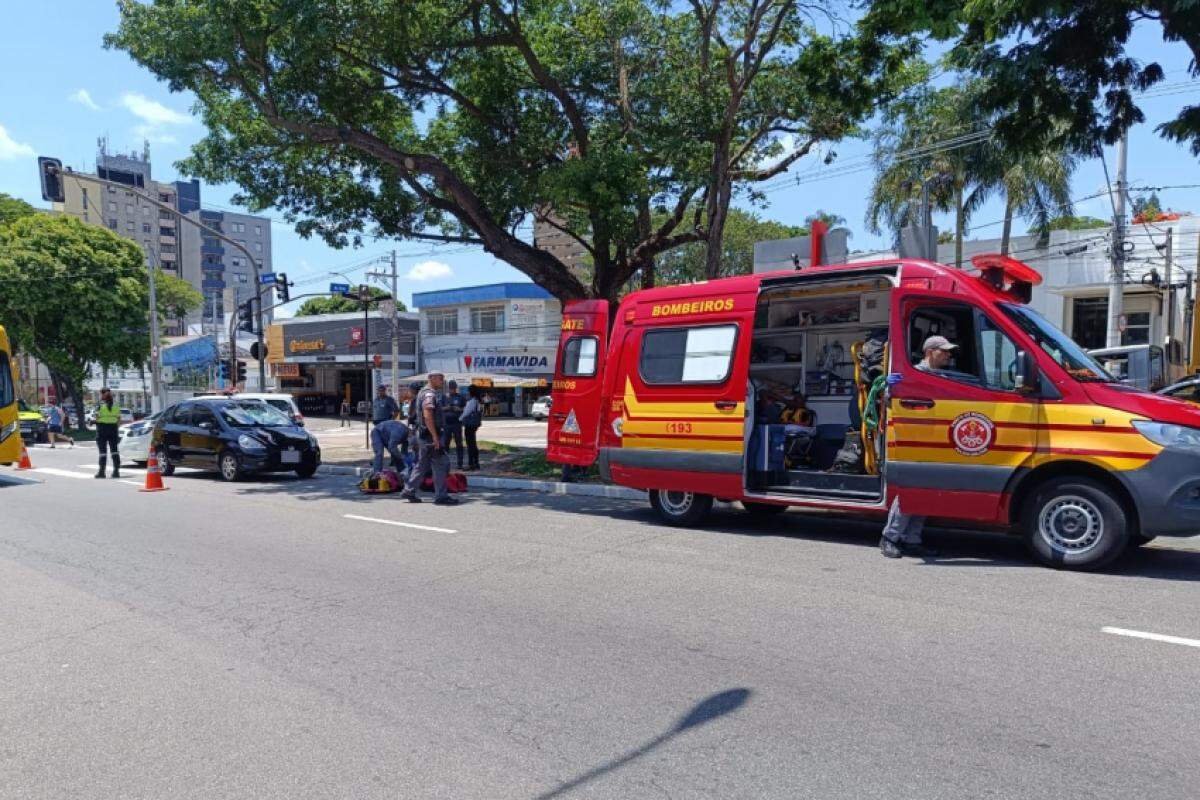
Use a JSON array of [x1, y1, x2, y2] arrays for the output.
[[650, 490, 713, 527], [1022, 477, 1129, 570]]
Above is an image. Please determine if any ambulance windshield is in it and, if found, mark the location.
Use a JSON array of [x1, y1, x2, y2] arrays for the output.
[[1001, 304, 1114, 383]]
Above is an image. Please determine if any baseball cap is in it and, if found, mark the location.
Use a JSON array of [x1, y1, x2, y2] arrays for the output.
[[408, 381, 423, 392], [922, 335, 958, 352]]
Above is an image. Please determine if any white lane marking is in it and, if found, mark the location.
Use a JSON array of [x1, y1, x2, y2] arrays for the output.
[[1102, 626, 1200, 649], [343, 514, 457, 534], [119, 480, 147, 487], [34, 468, 98, 480]]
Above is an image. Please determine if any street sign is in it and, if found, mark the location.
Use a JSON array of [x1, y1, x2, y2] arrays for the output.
[[329, 282, 350, 295], [260, 273, 278, 285], [350, 327, 364, 346]]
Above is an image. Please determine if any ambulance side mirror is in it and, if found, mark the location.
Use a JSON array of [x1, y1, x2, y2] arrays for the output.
[[1015, 350, 1039, 395]]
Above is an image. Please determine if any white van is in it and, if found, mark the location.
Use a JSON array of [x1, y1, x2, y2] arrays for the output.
[[233, 393, 305, 426]]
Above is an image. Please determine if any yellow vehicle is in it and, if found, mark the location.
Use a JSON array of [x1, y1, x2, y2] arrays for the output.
[[0, 325, 20, 465]]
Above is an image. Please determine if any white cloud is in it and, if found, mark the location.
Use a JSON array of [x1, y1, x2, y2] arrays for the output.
[[406, 260, 453, 281], [69, 89, 101, 111], [119, 92, 190, 126], [0, 124, 34, 161], [133, 124, 177, 144]]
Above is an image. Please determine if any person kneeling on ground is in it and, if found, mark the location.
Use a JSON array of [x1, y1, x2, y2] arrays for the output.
[[399, 371, 458, 506], [370, 418, 408, 476]]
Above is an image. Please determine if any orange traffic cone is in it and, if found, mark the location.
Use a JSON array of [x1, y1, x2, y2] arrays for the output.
[[140, 452, 169, 492], [15, 443, 33, 470]]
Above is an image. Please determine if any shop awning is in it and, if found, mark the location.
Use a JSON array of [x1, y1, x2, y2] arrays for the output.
[[403, 371, 549, 389]]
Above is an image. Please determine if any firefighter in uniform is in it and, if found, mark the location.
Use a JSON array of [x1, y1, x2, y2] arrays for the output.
[[94, 387, 122, 479]]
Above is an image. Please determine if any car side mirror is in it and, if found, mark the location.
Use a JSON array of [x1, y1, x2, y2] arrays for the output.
[[1015, 350, 1039, 394]]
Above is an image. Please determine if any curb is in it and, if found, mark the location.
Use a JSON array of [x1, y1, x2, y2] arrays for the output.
[[315, 463, 642, 500]]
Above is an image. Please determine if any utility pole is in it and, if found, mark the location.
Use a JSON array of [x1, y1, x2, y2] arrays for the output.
[[366, 250, 400, 398], [1106, 129, 1129, 348], [1164, 227, 1174, 365], [362, 284, 371, 450]]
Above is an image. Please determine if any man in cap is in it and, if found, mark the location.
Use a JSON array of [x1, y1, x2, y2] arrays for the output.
[[443, 379, 466, 470], [880, 334, 956, 559], [399, 371, 458, 505]]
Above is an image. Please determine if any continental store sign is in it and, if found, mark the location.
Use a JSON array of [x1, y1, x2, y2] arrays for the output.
[[289, 337, 327, 354]]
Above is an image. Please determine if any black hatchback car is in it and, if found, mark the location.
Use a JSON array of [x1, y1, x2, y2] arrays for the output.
[[152, 397, 320, 481]]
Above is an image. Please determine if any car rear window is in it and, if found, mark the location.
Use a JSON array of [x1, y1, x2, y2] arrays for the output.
[[639, 324, 738, 384]]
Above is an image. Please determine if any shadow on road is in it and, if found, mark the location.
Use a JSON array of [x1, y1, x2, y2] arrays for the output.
[[222, 471, 1200, 581], [535, 688, 751, 800]]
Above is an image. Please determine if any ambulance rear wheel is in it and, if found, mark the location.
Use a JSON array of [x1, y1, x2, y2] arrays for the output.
[[650, 490, 713, 527], [1022, 477, 1128, 570]]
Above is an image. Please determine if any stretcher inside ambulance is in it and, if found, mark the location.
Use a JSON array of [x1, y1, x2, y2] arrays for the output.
[[548, 254, 1200, 570]]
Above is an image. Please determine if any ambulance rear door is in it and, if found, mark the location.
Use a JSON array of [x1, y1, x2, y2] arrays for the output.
[[547, 300, 609, 466]]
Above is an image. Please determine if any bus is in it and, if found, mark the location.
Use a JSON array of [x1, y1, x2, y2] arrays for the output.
[[0, 325, 20, 465]]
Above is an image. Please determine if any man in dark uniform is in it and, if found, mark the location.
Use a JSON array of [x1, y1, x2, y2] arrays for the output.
[[399, 371, 457, 505], [443, 379, 466, 470], [94, 387, 122, 479]]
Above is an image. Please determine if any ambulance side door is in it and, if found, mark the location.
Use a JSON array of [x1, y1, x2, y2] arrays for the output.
[[547, 300, 609, 466], [886, 290, 1040, 522]]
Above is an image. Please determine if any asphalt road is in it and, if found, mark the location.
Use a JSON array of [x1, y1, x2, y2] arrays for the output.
[[4, 445, 1200, 799]]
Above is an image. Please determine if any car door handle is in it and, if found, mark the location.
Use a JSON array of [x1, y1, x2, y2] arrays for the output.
[[714, 400, 737, 410], [551, 412, 567, 421], [899, 398, 936, 410]]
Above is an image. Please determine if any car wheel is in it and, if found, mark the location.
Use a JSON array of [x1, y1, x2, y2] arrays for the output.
[[294, 462, 318, 479], [742, 501, 788, 519], [156, 447, 175, 476], [219, 451, 243, 482], [649, 489, 714, 527], [1022, 477, 1129, 570]]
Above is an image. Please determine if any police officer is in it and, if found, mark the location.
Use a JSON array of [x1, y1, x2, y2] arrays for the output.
[[443, 379, 466, 470], [94, 388, 122, 479], [371, 384, 399, 427], [399, 371, 457, 505]]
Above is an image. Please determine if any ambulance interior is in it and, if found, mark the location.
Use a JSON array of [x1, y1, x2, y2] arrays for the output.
[[746, 275, 894, 502]]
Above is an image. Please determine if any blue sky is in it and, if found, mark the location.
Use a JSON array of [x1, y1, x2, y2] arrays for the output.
[[2, 2, 1199, 311]]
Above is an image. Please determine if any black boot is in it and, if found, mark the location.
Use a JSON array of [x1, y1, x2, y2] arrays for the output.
[[95, 455, 107, 478], [110, 455, 121, 479]]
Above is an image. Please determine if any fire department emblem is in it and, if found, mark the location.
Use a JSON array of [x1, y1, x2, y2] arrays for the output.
[[950, 412, 995, 456]]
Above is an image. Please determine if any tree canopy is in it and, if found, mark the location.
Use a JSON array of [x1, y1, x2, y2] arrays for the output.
[[0, 215, 157, 410], [108, 0, 917, 303], [862, 0, 1200, 156], [295, 287, 403, 317], [655, 208, 805, 284]]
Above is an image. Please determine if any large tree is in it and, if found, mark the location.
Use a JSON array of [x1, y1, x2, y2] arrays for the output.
[[0, 215, 158, 425], [108, 0, 914, 305], [655, 208, 805, 284], [862, 0, 1200, 156]]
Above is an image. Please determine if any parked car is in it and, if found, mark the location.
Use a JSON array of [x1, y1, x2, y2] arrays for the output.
[[234, 392, 305, 426], [530, 395, 552, 421], [17, 400, 47, 444], [151, 397, 320, 482], [1158, 377, 1200, 405], [85, 406, 134, 426], [118, 411, 163, 466]]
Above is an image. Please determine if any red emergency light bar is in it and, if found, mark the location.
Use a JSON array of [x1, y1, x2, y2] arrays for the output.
[[970, 253, 1042, 303]]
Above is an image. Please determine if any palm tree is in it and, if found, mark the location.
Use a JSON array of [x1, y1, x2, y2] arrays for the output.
[[989, 147, 1075, 255], [866, 83, 990, 268]]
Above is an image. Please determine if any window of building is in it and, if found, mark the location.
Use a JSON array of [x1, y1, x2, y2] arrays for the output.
[[160, 244, 175, 254], [108, 201, 117, 212], [236, 273, 248, 284], [142, 223, 152, 234], [159, 193, 171, 203], [471, 306, 505, 333], [231, 257, 242, 268], [254, 225, 262, 236], [142, 205, 151, 216], [126, 220, 135, 231], [254, 242, 262, 253], [1071, 296, 1153, 349], [159, 210, 173, 220], [160, 227, 173, 237], [561, 336, 598, 377], [640, 324, 738, 384], [427, 309, 458, 335], [108, 219, 117, 229]]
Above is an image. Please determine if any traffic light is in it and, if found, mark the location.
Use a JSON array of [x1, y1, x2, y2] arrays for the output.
[[38, 157, 64, 203], [218, 362, 230, 382], [275, 272, 290, 304], [236, 298, 256, 333], [236, 361, 247, 384]]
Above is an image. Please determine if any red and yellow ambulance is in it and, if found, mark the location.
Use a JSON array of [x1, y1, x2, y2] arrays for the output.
[[548, 254, 1200, 570]]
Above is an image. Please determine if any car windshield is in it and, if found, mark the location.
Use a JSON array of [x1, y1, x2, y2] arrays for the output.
[[1000, 303, 1114, 382], [219, 401, 292, 427]]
